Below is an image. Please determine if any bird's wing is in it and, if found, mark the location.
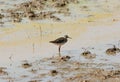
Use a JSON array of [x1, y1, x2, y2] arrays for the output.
[[50, 37, 66, 43]]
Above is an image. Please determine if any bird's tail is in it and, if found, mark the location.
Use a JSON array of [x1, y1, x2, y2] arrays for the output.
[[49, 41, 54, 43]]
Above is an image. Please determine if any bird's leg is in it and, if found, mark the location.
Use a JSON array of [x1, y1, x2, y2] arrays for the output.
[[58, 45, 61, 57]]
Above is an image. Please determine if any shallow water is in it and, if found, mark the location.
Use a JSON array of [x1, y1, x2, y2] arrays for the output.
[[0, 0, 120, 64]]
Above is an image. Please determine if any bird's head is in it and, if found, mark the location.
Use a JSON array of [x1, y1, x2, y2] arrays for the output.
[[64, 35, 72, 39]]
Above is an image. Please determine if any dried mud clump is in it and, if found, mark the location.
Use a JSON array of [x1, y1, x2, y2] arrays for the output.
[[50, 70, 58, 76], [0, 67, 8, 75], [0, 14, 4, 26], [81, 50, 96, 59], [60, 55, 71, 61], [0, 14, 4, 19], [52, 0, 79, 7], [106, 45, 120, 55], [22, 63, 32, 69], [10, 12, 23, 22]]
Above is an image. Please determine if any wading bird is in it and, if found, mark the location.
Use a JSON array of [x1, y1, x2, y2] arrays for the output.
[[49, 35, 71, 56]]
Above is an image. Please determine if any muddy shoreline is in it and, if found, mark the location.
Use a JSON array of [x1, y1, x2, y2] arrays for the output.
[[1, 54, 120, 82]]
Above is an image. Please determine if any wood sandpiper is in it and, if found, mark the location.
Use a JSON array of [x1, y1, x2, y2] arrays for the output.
[[49, 35, 71, 56]]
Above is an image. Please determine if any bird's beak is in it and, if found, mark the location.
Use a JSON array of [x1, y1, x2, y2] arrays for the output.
[[68, 37, 72, 39]]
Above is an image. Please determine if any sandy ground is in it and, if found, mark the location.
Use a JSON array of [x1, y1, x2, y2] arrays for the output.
[[0, 0, 120, 82]]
